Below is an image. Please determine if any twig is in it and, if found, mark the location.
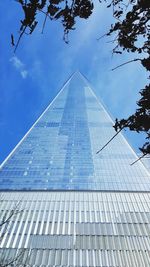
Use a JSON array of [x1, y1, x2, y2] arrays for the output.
[[112, 44, 119, 56], [38, 8, 51, 20], [14, 26, 27, 53], [96, 128, 122, 154], [106, 39, 117, 44], [130, 153, 147, 166], [97, 33, 108, 41], [41, 12, 48, 34], [71, 0, 75, 15], [0, 201, 23, 227], [1, 249, 25, 267], [111, 58, 141, 71]]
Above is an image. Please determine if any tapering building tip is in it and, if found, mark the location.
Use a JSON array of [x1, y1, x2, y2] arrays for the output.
[[72, 70, 87, 79], [72, 70, 82, 76], [75, 69, 81, 73], [70, 70, 86, 81]]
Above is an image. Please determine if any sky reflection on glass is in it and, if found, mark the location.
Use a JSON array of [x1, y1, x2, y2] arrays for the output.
[[0, 72, 150, 191]]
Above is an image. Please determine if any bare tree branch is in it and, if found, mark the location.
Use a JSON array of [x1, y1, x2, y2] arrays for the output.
[[130, 153, 148, 166], [111, 58, 141, 71], [96, 128, 123, 154]]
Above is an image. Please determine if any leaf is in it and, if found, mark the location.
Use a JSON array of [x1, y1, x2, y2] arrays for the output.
[[107, 4, 111, 8]]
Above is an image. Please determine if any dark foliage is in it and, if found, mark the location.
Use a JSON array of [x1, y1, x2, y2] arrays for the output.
[[96, 0, 150, 158], [14, 0, 93, 49], [101, 0, 150, 157], [14, 0, 150, 157], [114, 84, 150, 156]]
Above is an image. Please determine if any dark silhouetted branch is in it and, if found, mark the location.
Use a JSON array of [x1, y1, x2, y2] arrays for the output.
[[111, 58, 141, 71], [96, 128, 122, 154], [41, 12, 48, 34], [14, 26, 27, 53], [130, 153, 147, 166]]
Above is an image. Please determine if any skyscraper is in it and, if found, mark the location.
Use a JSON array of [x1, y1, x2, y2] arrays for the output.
[[0, 71, 150, 266]]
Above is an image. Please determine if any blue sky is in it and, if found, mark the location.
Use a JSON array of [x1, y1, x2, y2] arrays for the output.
[[0, 0, 148, 163]]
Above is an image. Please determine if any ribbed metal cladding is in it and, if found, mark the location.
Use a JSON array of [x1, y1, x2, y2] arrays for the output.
[[0, 191, 150, 266], [1, 72, 150, 266]]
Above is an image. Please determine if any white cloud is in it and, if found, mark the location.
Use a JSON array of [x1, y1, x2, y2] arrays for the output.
[[21, 70, 28, 79], [10, 56, 28, 79]]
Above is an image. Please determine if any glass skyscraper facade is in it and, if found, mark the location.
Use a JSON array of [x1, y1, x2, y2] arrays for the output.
[[0, 72, 150, 266], [0, 72, 149, 191]]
